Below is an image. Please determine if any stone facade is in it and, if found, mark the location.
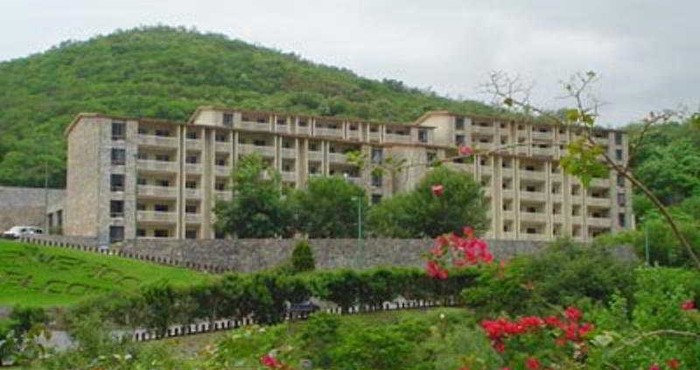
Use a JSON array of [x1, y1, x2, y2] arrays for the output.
[[0, 186, 65, 232], [63, 106, 633, 244]]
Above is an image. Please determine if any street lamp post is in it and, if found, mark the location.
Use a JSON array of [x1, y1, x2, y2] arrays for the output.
[[344, 173, 364, 269]]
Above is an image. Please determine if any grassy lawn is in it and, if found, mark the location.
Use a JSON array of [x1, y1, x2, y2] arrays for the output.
[[0, 239, 209, 307]]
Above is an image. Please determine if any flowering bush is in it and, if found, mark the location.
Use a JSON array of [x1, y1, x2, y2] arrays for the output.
[[424, 227, 493, 279]]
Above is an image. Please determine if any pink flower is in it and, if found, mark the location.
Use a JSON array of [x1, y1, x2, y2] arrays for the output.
[[458, 145, 473, 155], [426, 260, 448, 279], [431, 184, 444, 196], [260, 353, 281, 368], [681, 299, 695, 310], [666, 358, 680, 369], [648, 363, 660, 370], [525, 357, 541, 370]]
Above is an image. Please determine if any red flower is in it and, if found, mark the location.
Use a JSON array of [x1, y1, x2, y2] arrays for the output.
[[260, 353, 282, 368], [458, 145, 473, 155], [564, 306, 581, 321], [525, 357, 541, 369], [648, 363, 660, 370], [666, 358, 680, 369], [681, 299, 695, 310], [431, 184, 444, 195], [426, 260, 448, 279], [578, 322, 594, 336], [462, 226, 474, 237]]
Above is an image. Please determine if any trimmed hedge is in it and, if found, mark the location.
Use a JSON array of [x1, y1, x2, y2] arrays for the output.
[[68, 267, 481, 334]]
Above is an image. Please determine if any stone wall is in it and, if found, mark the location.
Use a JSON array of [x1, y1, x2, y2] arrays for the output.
[[111, 238, 546, 272], [0, 186, 65, 232]]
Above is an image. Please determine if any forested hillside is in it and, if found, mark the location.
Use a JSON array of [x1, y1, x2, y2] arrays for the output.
[[0, 26, 498, 188]]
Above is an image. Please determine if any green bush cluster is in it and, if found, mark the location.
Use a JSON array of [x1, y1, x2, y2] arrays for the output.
[[68, 267, 481, 335]]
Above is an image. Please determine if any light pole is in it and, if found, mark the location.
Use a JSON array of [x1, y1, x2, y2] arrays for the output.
[[639, 215, 650, 266], [344, 173, 364, 269]]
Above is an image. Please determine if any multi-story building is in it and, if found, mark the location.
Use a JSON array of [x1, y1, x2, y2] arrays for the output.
[[63, 106, 633, 244]]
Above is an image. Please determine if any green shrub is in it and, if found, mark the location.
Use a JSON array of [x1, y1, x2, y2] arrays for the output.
[[291, 240, 315, 273]]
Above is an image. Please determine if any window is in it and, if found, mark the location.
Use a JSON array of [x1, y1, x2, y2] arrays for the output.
[[371, 148, 383, 163], [215, 182, 226, 191], [418, 129, 428, 143], [154, 229, 169, 238], [137, 177, 146, 186], [112, 121, 125, 140], [137, 203, 146, 211], [216, 158, 227, 166], [110, 174, 125, 191], [110, 201, 124, 217], [371, 194, 383, 204], [215, 134, 227, 142], [371, 173, 382, 187], [186, 155, 198, 164], [369, 126, 379, 133], [615, 132, 623, 145], [282, 140, 292, 148], [111, 148, 126, 165], [617, 193, 626, 206], [298, 119, 308, 127], [525, 185, 536, 192], [185, 204, 197, 213], [427, 151, 437, 163], [136, 229, 146, 237], [185, 181, 197, 189], [186, 131, 198, 139], [525, 165, 535, 171], [155, 129, 170, 137], [455, 117, 465, 130], [154, 204, 169, 212], [257, 117, 267, 124], [615, 149, 623, 161], [349, 124, 358, 131], [309, 143, 319, 151], [526, 227, 537, 234], [617, 175, 625, 187], [276, 118, 286, 125], [223, 113, 233, 126], [185, 229, 198, 239], [618, 213, 626, 227], [253, 140, 266, 147], [109, 226, 124, 242], [455, 134, 465, 145], [155, 154, 170, 162], [138, 127, 148, 135], [157, 179, 169, 187]]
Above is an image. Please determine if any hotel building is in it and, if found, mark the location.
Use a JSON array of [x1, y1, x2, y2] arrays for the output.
[[63, 106, 633, 244]]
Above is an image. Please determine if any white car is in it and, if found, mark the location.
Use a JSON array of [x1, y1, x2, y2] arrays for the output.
[[2, 226, 43, 239]]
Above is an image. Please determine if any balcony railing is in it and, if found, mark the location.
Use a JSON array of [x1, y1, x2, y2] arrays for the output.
[[185, 139, 203, 150], [185, 163, 203, 173], [184, 213, 202, 224], [281, 148, 296, 158], [137, 211, 177, 223], [137, 185, 177, 198], [368, 131, 381, 142], [519, 211, 548, 222], [238, 120, 271, 132], [295, 126, 311, 135], [214, 166, 231, 177], [184, 188, 201, 198], [137, 159, 179, 173], [520, 190, 547, 202], [532, 147, 554, 157], [315, 127, 344, 138], [587, 197, 611, 207], [281, 171, 296, 182], [215, 190, 232, 201], [384, 133, 411, 143], [589, 178, 610, 188], [346, 130, 362, 141], [215, 141, 231, 153], [308, 151, 323, 161], [238, 144, 275, 157], [532, 131, 553, 141], [588, 217, 611, 227], [138, 134, 178, 147], [472, 126, 495, 135], [328, 152, 347, 163], [519, 170, 546, 181]]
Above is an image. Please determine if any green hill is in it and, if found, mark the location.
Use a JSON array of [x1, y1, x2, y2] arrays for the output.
[[0, 239, 207, 307], [0, 25, 499, 188]]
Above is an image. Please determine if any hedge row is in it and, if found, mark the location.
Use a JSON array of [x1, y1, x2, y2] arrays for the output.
[[68, 267, 481, 334]]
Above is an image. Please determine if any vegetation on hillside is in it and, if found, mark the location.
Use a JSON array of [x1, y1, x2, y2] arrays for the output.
[[0, 25, 500, 188], [0, 240, 206, 307]]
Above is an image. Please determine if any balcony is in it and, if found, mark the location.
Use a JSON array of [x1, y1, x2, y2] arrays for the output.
[[314, 127, 343, 138], [346, 176, 363, 186], [590, 178, 610, 188], [185, 139, 203, 150], [532, 131, 553, 141], [214, 166, 231, 177], [238, 120, 271, 132], [501, 189, 514, 199], [519, 170, 546, 181], [137, 159, 179, 173], [138, 134, 178, 148], [570, 216, 584, 225], [588, 217, 612, 228], [520, 190, 547, 202], [185, 213, 202, 224], [501, 232, 517, 240], [184, 188, 201, 198], [308, 151, 323, 161], [519, 211, 548, 222], [328, 152, 347, 163], [281, 171, 296, 183], [238, 144, 275, 157], [385, 133, 411, 143], [215, 141, 231, 153], [551, 193, 564, 203], [346, 129, 362, 141], [368, 131, 381, 142], [275, 123, 290, 134], [281, 148, 296, 158], [185, 163, 203, 174], [215, 190, 232, 201], [137, 211, 177, 223], [295, 125, 311, 136], [472, 125, 495, 135], [515, 145, 529, 156], [137, 185, 177, 199], [553, 214, 565, 223], [502, 210, 515, 220], [587, 197, 611, 207], [532, 147, 554, 157], [520, 233, 550, 241]]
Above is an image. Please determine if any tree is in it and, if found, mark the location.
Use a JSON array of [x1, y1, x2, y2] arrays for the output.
[[367, 166, 488, 238], [291, 240, 315, 273], [482, 71, 700, 269], [288, 176, 366, 238], [214, 153, 290, 238]]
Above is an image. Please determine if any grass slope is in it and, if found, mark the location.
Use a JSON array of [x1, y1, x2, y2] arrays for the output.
[[0, 25, 501, 188], [0, 240, 206, 307]]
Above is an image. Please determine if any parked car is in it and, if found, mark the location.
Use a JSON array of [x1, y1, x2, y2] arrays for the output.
[[2, 226, 43, 239]]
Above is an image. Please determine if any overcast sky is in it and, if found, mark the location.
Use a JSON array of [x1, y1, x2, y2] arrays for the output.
[[1, 0, 698, 126]]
